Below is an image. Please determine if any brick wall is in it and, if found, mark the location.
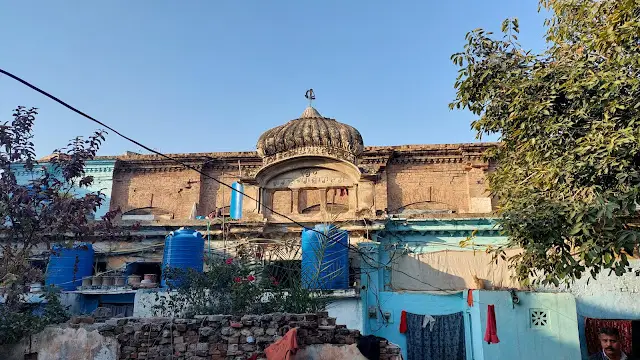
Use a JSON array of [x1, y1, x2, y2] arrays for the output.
[[109, 144, 495, 220], [97, 312, 401, 360], [385, 163, 470, 213], [111, 169, 201, 219]]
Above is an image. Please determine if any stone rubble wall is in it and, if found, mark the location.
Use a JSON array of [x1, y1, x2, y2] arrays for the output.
[[97, 312, 401, 360]]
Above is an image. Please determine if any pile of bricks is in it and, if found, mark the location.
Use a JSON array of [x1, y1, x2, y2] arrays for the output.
[[97, 311, 401, 360]]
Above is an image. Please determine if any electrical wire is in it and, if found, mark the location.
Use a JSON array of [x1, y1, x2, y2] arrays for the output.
[[0, 67, 368, 258], [1, 68, 583, 326]]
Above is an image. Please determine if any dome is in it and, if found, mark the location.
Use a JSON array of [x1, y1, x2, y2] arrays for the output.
[[256, 106, 364, 164]]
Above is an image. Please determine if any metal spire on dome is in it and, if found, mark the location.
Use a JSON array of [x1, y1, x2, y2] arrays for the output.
[[305, 89, 315, 106], [301, 89, 322, 118]]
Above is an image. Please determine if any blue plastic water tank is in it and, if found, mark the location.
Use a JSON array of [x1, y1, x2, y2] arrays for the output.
[[161, 228, 205, 288], [301, 224, 349, 290], [45, 243, 95, 291], [229, 182, 244, 220]]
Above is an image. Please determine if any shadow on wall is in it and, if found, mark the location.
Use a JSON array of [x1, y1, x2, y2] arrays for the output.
[[390, 249, 521, 292]]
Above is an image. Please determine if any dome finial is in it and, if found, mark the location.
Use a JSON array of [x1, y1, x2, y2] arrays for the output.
[[304, 89, 316, 107], [301, 89, 322, 118]]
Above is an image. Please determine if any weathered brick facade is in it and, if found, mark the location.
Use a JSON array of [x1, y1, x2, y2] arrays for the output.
[[107, 143, 496, 222]]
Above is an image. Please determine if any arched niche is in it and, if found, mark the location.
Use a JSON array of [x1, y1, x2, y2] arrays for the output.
[[255, 156, 362, 186], [253, 156, 365, 221]]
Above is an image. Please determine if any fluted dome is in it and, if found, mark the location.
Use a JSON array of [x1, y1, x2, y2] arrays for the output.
[[256, 106, 364, 164]]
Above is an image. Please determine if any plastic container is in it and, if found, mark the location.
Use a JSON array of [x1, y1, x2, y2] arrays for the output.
[[161, 228, 204, 287], [229, 182, 244, 220], [301, 224, 349, 290], [45, 243, 95, 291]]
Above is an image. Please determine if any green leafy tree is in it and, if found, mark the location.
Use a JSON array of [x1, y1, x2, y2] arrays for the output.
[[451, 0, 640, 286]]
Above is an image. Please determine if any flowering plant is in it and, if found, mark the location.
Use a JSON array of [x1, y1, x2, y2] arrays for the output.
[[154, 255, 326, 317]]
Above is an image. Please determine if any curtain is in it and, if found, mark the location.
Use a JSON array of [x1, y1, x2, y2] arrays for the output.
[[406, 312, 465, 360], [584, 318, 633, 356]]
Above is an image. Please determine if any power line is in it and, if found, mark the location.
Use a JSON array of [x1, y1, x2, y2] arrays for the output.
[[0, 68, 351, 248], [1, 67, 573, 318]]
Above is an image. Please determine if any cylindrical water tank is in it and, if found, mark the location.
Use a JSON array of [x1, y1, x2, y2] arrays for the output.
[[229, 182, 244, 220], [301, 224, 349, 290], [45, 243, 95, 291], [161, 227, 204, 288]]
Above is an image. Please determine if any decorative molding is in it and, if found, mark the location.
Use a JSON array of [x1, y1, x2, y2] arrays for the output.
[[262, 146, 358, 166]]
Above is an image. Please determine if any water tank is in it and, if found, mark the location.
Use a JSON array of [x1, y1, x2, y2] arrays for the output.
[[229, 182, 244, 220], [45, 243, 95, 291], [161, 227, 205, 288], [301, 224, 349, 290]]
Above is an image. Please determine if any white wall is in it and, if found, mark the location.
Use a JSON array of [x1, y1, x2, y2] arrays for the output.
[[326, 297, 363, 333], [134, 289, 364, 333]]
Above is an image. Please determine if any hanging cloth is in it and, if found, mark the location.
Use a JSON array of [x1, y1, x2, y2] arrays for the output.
[[467, 289, 474, 307], [399, 310, 408, 334], [483, 305, 500, 344], [584, 318, 633, 357], [405, 312, 465, 360], [422, 315, 436, 331], [357, 335, 382, 360], [265, 328, 298, 360]]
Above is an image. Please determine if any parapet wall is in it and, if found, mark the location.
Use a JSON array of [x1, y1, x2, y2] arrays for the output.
[[97, 312, 401, 360]]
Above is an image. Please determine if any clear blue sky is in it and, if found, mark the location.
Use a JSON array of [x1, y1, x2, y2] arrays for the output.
[[1, 1, 547, 157]]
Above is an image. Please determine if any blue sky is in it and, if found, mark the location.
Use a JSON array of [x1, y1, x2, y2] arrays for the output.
[[1, 1, 547, 157]]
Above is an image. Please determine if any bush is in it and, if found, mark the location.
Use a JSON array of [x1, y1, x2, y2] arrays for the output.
[[153, 256, 328, 317]]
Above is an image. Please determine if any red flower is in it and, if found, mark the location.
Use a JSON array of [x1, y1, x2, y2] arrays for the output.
[[225, 258, 233, 265], [233, 277, 242, 283], [272, 280, 280, 286], [247, 275, 256, 282]]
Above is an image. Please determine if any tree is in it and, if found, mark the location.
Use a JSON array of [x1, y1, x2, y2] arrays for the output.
[[451, 0, 640, 286], [0, 106, 119, 343]]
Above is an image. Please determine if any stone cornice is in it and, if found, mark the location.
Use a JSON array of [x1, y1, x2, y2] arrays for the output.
[[105, 142, 496, 173]]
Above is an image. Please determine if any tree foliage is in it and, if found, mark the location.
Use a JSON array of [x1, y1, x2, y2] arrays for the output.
[[0, 107, 119, 343], [451, 0, 640, 285]]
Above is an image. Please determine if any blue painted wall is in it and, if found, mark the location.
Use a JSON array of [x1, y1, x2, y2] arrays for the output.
[[362, 289, 469, 359], [80, 293, 135, 314], [361, 219, 582, 360], [472, 290, 581, 360], [11, 159, 116, 219], [359, 239, 471, 359]]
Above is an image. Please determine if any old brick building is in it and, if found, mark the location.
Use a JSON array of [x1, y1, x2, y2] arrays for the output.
[[13, 103, 496, 290], [108, 105, 495, 225]]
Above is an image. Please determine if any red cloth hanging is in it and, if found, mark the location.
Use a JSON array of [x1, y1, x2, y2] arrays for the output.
[[265, 328, 298, 360], [484, 305, 500, 344], [467, 290, 474, 307], [585, 318, 633, 356], [399, 310, 408, 333]]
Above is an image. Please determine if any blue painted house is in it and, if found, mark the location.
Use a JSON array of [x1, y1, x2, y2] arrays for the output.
[[11, 158, 116, 219], [360, 218, 583, 360]]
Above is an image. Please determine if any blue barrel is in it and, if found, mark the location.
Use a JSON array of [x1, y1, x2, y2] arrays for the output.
[[161, 228, 205, 287], [229, 182, 244, 220], [301, 224, 349, 290], [45, 243, 94, 291]]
